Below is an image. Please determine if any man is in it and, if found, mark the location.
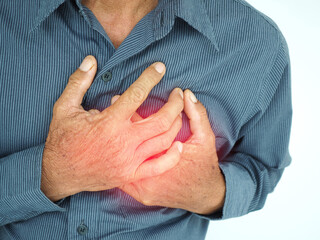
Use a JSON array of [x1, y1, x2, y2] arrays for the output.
[[0, 0, 292, 239]]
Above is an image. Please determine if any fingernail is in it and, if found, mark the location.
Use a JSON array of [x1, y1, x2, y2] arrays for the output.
[[79, 56, 94, 72], [189, 91, 198, 103], [153, 62, 165, 73], [111, 95, 120, 104], [179, 112, 182, 118], [177, 142, 183, 153], [177, 88, 183, 99]]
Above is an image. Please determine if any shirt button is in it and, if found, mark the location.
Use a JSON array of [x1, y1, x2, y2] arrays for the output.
[[77, 223, 88, 236], [101, 71, 112, 82], [79, 10, 84, 18]]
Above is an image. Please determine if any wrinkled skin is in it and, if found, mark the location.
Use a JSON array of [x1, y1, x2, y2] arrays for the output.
[[41, 56, 184, 202], [119, 90, 226, 215]]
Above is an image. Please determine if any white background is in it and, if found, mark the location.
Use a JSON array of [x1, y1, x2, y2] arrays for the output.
[[206, 0, 320, 239]]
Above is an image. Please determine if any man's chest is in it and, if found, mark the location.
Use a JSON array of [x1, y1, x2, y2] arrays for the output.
[[0, 20, 264, 160]]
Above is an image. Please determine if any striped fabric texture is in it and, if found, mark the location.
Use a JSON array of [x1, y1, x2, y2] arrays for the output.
[[0, 0, 292, 239]]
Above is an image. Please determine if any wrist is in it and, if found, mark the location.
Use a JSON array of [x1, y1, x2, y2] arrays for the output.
[[196, 169, 226, 215], [41, 148, 74, 202]]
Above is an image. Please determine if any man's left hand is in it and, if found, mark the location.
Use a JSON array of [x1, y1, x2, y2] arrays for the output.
[[114, 89, 226, 215]]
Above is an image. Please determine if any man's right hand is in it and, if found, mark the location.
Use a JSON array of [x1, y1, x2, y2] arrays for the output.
[[41, 56, 184, 202]]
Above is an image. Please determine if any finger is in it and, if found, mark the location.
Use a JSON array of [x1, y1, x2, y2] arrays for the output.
[[104, 62, 166, 120], [58, 55, 97, 107], [136, 115, 182, 161], [134, 141, 183, 180], [111, 95, 120, 105], [183, 89, 213, 140], [111, 95, 143, 122], [133, 88, 184, 141]]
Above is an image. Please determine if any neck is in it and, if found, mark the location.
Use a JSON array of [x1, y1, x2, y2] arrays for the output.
[[81, 0, 158, 19], [80, 0, 159, 49]]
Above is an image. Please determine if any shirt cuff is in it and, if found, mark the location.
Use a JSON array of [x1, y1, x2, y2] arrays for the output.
[[0, 144, 65, 225], [194, 160, 255, 221]]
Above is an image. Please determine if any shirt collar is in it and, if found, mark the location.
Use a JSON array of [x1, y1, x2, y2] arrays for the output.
[[29, 0, 66, 33], [29, 0, 219, 50], [175, 0, 219, 50]]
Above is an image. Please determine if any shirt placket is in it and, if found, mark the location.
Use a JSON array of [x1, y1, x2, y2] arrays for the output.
[[67, 192, 101, 239], [67, 1, 177, 239], [77, 4, 174, 111]]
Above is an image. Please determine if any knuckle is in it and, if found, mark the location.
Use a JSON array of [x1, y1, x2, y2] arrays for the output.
[[68, 74, 83, 88], [129, 84, 147, 103], [124, 172, 134, 183], [156, 115, 171, 132], [53, 102, 65, 116], [144, 69, 160, 84], [159, 137, 172, 150]]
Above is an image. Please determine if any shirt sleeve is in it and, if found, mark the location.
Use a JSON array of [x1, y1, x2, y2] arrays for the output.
[[0, 144, 66, 226], [200, 33, 292, 220]]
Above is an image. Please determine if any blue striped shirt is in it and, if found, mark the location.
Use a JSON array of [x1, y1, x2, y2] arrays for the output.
[[0, 0, 292, 239]]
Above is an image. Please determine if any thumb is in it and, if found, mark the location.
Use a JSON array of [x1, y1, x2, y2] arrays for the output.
[[183, 89, 213, 141], [59, 55, 97, 107]]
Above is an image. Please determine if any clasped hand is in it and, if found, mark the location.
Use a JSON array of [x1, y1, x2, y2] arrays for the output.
[[41, 56, 225, 215], [114, 90, 225, 215]]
